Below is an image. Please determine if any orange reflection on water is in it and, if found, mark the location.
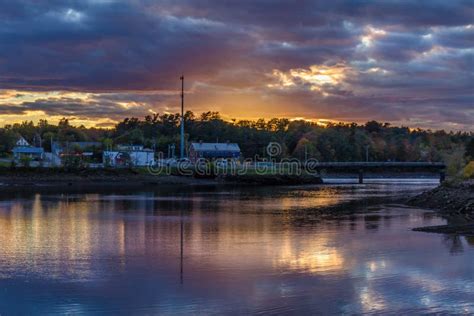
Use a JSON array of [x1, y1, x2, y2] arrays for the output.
[[273, 231, 344, 274], [0, 194, 129, 280], [0, 191, 349, 280]]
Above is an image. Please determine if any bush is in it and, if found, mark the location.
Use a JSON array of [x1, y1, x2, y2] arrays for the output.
[[442, 146, 467, 177], [463, 161, 474, 179], [63, 155, 85, 169], [19, 156, 32, 168]]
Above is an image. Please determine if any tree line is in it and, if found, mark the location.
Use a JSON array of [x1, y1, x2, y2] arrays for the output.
[[0, 112, 472, 173]]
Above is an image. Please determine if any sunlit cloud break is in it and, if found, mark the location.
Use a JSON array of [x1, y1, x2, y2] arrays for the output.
[[268, 64, 353, 95]]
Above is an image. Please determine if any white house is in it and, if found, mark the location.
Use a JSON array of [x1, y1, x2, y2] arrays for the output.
[[12, 136, 44, 161], [16, 136, 30, 147]]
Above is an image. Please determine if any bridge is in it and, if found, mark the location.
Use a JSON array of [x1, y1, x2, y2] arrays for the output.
[[303, 161, 446, 184]]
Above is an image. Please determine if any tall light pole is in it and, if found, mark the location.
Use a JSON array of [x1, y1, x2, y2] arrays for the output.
[[180, 75, 185, 158]]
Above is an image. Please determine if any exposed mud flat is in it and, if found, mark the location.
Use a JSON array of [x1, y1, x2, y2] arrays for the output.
[[222, 173, 323, 185], [408, 180, 474, 235]]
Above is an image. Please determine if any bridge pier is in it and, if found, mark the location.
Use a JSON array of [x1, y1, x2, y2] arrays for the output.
[[304, 162, 446, 183], [440, 170, 446, 183], [358, 169, 364, 184]]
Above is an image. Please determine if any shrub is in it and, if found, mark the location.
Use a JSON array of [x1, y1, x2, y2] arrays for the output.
[[20, 156, 32, 168], [463, 161, 474, 179]]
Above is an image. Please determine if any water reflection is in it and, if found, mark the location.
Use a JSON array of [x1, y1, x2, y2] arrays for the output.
[[273, 231, 345, 274], [443, 235, 467, 255], [0, 181, 473, 314]]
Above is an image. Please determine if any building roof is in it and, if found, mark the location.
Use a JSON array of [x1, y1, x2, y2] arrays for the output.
[[16, 136, 30, 147], [190, 142, 240, 152], [116, 145, 149, 151], [53, 141, 101, 147], [13, 146, 44, 154]]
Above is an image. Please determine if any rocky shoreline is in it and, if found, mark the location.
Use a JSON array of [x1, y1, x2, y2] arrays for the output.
[[408, 180, 474, 235]]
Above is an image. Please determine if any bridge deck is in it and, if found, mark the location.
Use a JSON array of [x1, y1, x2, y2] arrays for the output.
[[306, 162, 446, 169]]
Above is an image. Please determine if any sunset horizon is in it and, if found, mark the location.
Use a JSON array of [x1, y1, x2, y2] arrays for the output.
[[1, 1, 472, 131]]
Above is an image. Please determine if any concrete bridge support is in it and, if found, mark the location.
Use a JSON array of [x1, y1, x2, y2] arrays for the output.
[[440, 171, 446, 183]]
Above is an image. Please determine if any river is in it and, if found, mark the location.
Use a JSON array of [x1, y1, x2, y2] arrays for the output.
[[0, 179, 473, 314]]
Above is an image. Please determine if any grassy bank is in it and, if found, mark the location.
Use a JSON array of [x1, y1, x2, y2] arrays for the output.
[[0, 166, 323, 187]]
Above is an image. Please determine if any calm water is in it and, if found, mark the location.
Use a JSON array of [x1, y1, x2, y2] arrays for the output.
[[0, 180, 473, 315]]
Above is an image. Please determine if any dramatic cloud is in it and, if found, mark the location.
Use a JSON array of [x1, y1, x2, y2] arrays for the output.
[[0, 0, 472, 130], [267, 63, 355, 98]]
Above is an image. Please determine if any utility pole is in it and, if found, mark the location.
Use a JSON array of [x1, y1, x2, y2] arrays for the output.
[[365, 144, 369, 162], [180, 207, 184, 284], [180, 75, 185, 159]]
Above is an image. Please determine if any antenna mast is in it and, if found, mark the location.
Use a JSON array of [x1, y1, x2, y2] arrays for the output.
[[180, 75, 185, 158]]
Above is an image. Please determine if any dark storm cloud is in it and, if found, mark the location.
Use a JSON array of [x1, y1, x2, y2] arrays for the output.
[[150, 0, 473, 29], [0, 97, 153, 120], [366, 32, 433, 61], [332, 0, 473, 27], [0, 0, 472, 130], [0, 0, 252, 91], [433, 26, 474, 48]]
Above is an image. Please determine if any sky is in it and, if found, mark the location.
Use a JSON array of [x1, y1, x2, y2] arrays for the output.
[[0, 0, 473, 130]]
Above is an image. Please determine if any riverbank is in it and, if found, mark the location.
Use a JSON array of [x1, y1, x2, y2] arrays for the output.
[[222, 173, 323, 185], [0, 168, 323, 188], [0, 168, 212, 188], [408, 180, 474, 235]]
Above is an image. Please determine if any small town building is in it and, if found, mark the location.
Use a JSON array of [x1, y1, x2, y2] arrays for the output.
[[12, 136, 44, 161], [103, 145, 154, 167], [15, 136, 30, 147], [12, 146, 44, 161], [189, 142, 241, 162], [51, 141, 102, 166], [52, 141, 102, 156], [117, 145, 145, 151]]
